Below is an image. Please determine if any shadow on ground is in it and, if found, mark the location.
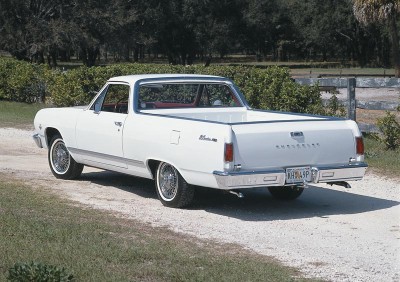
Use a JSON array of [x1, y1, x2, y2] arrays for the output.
[[79, 170, 399, 222]]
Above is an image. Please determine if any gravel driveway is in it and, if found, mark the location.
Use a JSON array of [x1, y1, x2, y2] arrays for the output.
[[0, 128, 399, 282]]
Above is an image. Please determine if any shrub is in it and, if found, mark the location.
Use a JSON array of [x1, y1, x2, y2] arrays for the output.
[[376, 111, 400, 150], [0, 57, 325, 114], [7, 262, 74, 282], [48, 63, 324, 113], [0, 58, 49, 103], [326, 93, 346, 117]]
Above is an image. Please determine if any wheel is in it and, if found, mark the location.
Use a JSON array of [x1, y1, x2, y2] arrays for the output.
[[268, 186, 304, 200], [48, 134, 83, 180], [155, 162, 194, 208]]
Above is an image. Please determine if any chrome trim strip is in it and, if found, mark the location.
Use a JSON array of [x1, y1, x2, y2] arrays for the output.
[[32, 133, 43, 148], [214, 169, 285, 176], [313, 162, 368, 170], [68, 147, 146, 168]]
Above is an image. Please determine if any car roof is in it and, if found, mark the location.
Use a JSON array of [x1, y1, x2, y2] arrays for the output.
[[108, 74, 227, 84]]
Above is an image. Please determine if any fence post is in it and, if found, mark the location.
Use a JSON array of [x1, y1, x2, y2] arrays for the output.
[[347, 78, 356, 121]]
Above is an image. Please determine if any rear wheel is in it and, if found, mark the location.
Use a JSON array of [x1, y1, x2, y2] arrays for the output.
[[48, 134, 83, 180], [155, 162, 194, 208], [268, 186, 304, 200]]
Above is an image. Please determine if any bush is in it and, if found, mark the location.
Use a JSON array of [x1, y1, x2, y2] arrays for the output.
[[0, 58, 49, 103], [0, 57, 325, 114], [326, 93, 346, 117], [7, 262, 74, 282], [377, 111, 400, 150], [48, 63, 324, 113]]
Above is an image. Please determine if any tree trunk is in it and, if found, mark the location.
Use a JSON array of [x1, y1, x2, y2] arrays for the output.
[[133, 46, 139, 62], [389, 16, 400, 77]]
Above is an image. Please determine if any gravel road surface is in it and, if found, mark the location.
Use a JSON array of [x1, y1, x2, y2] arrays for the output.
[[0, 128, 399, 281]]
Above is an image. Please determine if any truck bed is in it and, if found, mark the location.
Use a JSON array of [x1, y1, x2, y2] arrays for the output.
[[140, 108, 327, 124]]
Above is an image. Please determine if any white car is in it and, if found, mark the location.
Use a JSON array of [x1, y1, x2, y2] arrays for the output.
[[33, 74, 367, 208]]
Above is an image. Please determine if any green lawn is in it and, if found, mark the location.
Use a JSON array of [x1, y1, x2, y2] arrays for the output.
[[0, 101, 48, 129], [0, 176, 312, 282], [364, 134, 400, 179]]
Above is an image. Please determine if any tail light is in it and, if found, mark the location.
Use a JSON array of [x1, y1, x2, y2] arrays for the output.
[[356, 137, 364, 155], [224, 143, 234, 162]]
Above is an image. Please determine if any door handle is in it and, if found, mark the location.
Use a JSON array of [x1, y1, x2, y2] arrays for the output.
[[114, 121, 123, 127]]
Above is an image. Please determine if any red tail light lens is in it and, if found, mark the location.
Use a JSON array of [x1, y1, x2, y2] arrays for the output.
[[356, 137, 364, 155], [224, 143, 234, 162]]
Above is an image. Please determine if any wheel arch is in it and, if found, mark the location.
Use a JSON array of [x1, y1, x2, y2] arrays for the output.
[[147, 159, 160, 180], [146, 159, 188, 182], [45, 127, 62, 147]]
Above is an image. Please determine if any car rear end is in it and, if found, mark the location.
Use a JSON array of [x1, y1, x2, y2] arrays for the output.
[[213, 117, 367, 190]]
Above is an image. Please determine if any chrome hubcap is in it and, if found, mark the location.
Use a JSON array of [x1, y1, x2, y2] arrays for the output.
[[52, 141, 70, 173], [158, 163, 178, 200]]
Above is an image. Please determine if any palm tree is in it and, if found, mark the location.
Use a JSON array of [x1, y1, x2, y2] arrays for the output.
[[353, 0, 400, 77]]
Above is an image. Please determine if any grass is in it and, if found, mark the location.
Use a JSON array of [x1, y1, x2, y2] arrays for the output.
[[364, 134, 400, 179], [0, 101, 48, 129], [0, 175, 313, 282]]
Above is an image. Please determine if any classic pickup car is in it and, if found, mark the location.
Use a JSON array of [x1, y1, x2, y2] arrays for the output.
[[33, 74, 367, 208]]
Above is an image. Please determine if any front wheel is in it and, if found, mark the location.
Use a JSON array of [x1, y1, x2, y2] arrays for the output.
[[268, 186, 304, 200], [48, 135, 83, 180], [155, 162, 194, 208]]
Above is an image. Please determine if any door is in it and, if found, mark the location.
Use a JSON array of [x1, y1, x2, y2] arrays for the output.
[[75, 83, 130, 168]]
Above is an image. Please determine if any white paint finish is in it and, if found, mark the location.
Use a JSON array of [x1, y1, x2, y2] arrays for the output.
[[232, 120, 356, 169], [75, 110, 127, 168], [170, 130, 180, 145], [33, 74, 367, 190]]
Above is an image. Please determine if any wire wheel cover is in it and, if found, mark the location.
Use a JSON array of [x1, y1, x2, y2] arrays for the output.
[[158, 163, 178, 200], [51, 140, 70, 173]]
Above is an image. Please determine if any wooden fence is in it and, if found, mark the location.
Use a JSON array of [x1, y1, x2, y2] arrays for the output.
[[295, 78, 399, 132]]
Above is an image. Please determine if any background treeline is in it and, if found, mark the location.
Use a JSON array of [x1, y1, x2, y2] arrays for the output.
[[0, 0, 398, 68]]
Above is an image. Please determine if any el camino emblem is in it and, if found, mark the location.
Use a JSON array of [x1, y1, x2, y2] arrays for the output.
[[199, 135, 218, 142]]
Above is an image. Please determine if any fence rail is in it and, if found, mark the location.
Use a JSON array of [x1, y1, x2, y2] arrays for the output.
[[295, 78, 400, 122], [295, 78, 400, 88]]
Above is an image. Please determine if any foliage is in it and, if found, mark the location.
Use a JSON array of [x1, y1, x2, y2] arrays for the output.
[[0, 0, 397, 69], [0, 57, 324, 112], [46, 63, 324, 114], [7, 262, 74, 282], [236, 66, 324, 114], [376, 111, 400, 150], [353, 0, 400, 76], [0, 57, 49, 103], [326, 94, 346, 117], [353, 0, 399, 24]]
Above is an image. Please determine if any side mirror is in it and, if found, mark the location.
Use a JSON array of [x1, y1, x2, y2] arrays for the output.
[[94, 103, 101, 114]]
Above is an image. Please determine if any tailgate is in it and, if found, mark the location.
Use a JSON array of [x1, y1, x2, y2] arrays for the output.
[[231, 120, 356, 170]]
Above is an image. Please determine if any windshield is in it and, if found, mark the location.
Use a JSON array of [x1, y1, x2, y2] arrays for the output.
[[138, 83, 242, 109]]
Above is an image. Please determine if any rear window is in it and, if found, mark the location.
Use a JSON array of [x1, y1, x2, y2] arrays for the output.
[[138, 83, 240, 109]]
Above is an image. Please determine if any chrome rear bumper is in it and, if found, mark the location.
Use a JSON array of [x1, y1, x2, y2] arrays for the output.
[[213, 162, 368, 190]]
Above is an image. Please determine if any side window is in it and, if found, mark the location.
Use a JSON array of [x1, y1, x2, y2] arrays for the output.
[[91, 84, 130, 114]]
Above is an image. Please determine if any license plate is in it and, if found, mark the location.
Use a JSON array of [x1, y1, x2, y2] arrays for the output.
[[285, 166, 311, 184]]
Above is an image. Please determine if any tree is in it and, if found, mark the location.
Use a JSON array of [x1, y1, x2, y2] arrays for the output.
[[0, 0, 71, 66], [353, 0, 400, 77]]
